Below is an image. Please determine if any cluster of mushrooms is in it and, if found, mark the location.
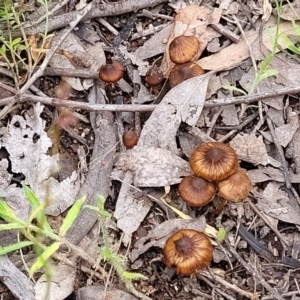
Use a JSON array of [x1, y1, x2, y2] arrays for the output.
[[146, 35, 205, 88], [163, 142, 252, 276], [179, 142, 252, 207]]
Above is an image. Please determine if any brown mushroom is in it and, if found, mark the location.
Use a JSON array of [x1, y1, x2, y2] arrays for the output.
[[218, 170, 252, 202], [164, 229, 213, 276], [99, 61, 125, 83], [178, 175, 215, 207], [145, 65, 164, 86], [169, 35, 200, 64], [123, 131, 138, 148], [190, 142, 239, 181], [169, 62, 205, 88]]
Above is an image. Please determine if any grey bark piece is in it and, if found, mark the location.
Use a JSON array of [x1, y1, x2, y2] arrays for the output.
[[76, 285, 138, 300], [65, 82, 117, 245], [0, 256, 35, 300]]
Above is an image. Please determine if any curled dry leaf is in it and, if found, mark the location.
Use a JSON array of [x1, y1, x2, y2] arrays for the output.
[[138, 72, 213, 154], [280, 1, 300, 20], [197, 30, 259, 71], [255, 182, 300, 225], [114, 172, 152, 245], [161, 5, 221, 76], [230, 133, 281, 167], [114, 146, 190, 187], [0, 103, 80, 217], [248, 167, 300, 184]]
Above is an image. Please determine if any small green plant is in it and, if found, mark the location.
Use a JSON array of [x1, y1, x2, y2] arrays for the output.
[[0, 0, 30, 88], [0, 185, 85, 277], [85, 196, 147, 296], [0, 187, 148, 298], [223, 0, 284, 108], [0, 0, 51, 89], [275, 0, 300, 56]]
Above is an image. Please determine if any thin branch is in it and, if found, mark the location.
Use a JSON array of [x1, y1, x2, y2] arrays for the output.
[[209, 23, 240, 43], [266, 116, 292, 188], [204, 86, 300, 107], [1, 86, 300, 112]]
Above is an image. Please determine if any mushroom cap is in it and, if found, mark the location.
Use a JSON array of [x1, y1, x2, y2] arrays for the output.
[[178, 175, 215, 207], [190, 142, 239, 181], [169, 35, 200, 64], [218, 170, 252, 201], [99, 61, 125, 83], [164, 229, 213, 276], [123, 131, 138, 148], [145, 65, 164, 86], [169, 62, 205, 88]]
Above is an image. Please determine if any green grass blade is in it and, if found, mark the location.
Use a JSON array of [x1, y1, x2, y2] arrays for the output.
[[222, 85, 247, 96], [122, 271, 148, 280], [0, 198, 20, 222], [0, 241, 33, 255], [23, 185, 53, 233], [257, 69, 278, 82], [23, 184, 39, 205], [0, 223, 26, 231], [29, 242, 61, 276], [217, 228, 226, 243], [59, 196, 85, 237]]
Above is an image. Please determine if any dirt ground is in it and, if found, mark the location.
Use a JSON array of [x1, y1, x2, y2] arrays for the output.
[[1, 0, 300, 300]]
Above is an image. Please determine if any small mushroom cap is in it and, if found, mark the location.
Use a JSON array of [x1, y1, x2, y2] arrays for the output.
[[99, 61, 125, 83], [145, 65, 164, 86], [164, 229, 213, 276], [169, 62, 205, 88], [123, 131, 138, 148], [169, 35, 200, 64], [190, 142, 239, 181], [178, 175, 215, 207], [218, 170, 252, 201]]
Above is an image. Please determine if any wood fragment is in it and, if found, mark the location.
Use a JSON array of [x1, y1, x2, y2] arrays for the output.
[[266, 117, 292, 188], [209, 23, 240, 43], [0, 256, 35, 300]]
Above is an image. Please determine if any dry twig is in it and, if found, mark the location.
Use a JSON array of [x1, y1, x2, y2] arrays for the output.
[[266, 116, 292, 188]]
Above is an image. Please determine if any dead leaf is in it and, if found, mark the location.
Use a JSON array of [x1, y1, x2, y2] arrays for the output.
[[130, 217, 207, 262], [114, 146, 190, 187], [0, 103, 80, 217], [138, 72, 213, 153], [35, 264, 75, 300], [248, 167, 300, 183], [114, 172, 152, 245], [230, 133, 281, 167], [134, 24, 171, 60], [262, 0, 272, 23], [255, 182, 300, 225], [197, 30, 259, 71], [221, 105, 239, 126], [280, 1, 300, 21], [271, 124, 298, 147], [50, 32, 105, 91]]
